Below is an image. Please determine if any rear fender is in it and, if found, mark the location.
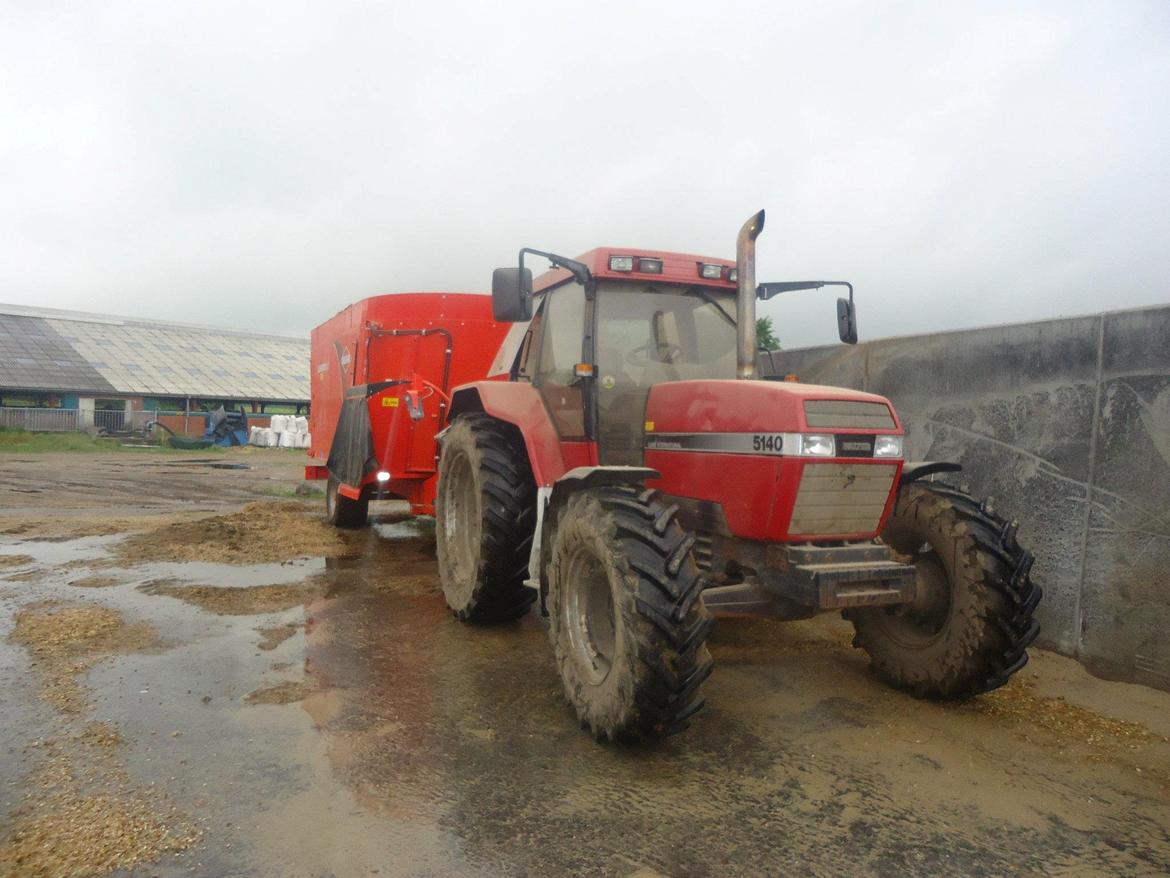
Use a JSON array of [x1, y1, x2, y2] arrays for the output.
[[534, 465, 661, 615], [447, 382, 587, 487]]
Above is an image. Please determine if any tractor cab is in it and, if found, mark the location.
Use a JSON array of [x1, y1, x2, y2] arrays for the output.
[[488, 240, 853, 469], [490, 252, 738, 466]]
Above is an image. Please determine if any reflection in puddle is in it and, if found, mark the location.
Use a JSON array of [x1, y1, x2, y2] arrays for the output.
[[372, 518, 433, 541], [132, 558, 326, 588]]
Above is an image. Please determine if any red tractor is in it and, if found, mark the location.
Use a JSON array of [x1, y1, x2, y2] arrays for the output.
[[309, 211, 1041, 742]]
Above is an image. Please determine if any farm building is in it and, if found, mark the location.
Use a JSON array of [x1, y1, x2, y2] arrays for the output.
[[0, 302, 309, 435]]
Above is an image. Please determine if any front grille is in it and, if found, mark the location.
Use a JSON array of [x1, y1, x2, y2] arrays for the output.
[[804, 399, 895, 429], [789, 462, 897, 536]]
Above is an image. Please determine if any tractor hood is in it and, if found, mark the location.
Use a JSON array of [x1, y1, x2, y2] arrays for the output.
[[642, 379, 901, 435], [641, 380, 904, 543]]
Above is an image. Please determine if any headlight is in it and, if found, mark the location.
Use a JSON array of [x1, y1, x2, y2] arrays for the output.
[[873, 435, 903, 458], [799, 434, 835, 457], [375, 470, 391, 482]]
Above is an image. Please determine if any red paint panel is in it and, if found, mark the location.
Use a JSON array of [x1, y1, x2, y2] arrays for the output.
[[644, 379, 903, 541], [461, 381, 598, 486], [533, 248, 737, 293], [646, 450, 782, 540], [645, 379, 900, 434]]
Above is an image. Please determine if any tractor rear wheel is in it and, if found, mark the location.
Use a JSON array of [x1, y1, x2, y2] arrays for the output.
[[325, 476, 368, 528], [546, 486, 714, 741], [847, 481, 1041, 698], [435, 413, 536, 622]]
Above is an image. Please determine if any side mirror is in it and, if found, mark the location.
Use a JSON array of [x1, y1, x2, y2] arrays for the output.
[[492, 267, 533, 322], [837, 297, 858, 344]]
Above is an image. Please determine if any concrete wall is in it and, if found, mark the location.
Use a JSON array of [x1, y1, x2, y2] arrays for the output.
[[766, 305, 1170, 691]]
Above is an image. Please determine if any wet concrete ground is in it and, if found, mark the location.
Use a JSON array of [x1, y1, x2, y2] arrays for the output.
[[2, 450, 1170, 877]]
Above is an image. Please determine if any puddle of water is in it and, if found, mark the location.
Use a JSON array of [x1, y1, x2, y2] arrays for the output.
[[372, 520, 431, 540], [1, 533, 120, 566], [129, 558, 327, 588], [4, 517, 1170, 877]]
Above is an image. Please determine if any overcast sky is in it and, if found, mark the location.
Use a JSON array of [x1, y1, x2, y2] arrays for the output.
[[1, 1, 1168, 347]]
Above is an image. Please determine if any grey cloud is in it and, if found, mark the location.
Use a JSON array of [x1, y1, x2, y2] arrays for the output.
[[1, 1, 1167, 348]]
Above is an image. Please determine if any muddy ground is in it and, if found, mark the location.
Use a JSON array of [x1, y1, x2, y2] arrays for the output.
[[1, 449, 1170, 877]]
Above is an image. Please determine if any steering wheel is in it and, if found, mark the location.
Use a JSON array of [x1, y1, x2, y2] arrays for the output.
[[626, 342, 683, 365]]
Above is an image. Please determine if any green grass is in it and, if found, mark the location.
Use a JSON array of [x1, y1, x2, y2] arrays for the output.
[[0, 427, 226, 454]]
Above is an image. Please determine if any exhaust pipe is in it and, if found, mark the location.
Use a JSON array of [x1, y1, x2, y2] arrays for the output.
[[736, 209, 765, 379]]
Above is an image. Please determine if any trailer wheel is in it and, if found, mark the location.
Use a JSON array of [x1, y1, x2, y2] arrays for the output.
[[325, 476, 368, 528], [435, 414, 536, 622], [847, 481, 1041, 699], [546, 486, 714, 741]]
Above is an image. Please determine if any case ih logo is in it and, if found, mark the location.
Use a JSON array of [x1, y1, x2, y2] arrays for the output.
[[839, 437, 875, 457]]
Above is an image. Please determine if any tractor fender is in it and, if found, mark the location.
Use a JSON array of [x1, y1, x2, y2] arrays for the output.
[[447, 382, 592, 487], [532, 465, 661, 615], [899, 461, 962, 487], [545, 466, 661, 522]]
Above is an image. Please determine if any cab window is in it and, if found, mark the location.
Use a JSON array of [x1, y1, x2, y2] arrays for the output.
[[533, 282, 587, 438]]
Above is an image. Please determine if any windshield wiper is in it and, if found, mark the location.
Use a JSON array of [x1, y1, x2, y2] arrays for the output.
[[695, 288, 737, 328]]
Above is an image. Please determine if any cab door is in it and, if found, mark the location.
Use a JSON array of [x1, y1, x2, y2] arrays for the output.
[[527, 281, 590, 440]]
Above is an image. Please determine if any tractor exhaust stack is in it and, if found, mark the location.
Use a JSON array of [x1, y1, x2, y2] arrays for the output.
[[736, 209, 765, 379]]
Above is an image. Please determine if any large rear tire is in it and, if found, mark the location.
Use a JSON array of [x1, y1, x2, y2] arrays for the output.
[[847, 481, 1041, 698], [325, 476, 368, 529], [435, 414, 536, 622], [546, 486, 714, 741]]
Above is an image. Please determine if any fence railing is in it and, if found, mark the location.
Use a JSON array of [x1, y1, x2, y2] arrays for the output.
[[94, 409, 126, 432], [0, 407, 286, 437], [0, 407, 82, 432]]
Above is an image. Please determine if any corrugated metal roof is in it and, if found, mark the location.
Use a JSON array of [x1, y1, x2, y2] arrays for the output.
[[0, 303, 309, 402]]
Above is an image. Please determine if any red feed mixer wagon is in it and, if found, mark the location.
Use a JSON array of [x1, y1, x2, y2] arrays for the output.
[[307, 211, 1041, 742], [307, 293, 509, 523]]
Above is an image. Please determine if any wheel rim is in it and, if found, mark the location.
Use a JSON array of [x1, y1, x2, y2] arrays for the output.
[[878, 549, 952, 647], [441, 451, 480, 596], [562, 545, 616, 685]]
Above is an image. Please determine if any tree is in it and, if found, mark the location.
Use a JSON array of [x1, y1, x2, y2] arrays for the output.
[[756, 316, 780, 351]]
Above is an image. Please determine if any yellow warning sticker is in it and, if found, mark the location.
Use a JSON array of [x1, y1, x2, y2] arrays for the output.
[[382, 397, 399, 407], [644, 420, 655, 432]]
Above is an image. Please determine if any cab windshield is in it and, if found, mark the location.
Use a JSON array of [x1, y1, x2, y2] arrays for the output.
[[594, 282, 738, 465], [595, 282, 738, 387]]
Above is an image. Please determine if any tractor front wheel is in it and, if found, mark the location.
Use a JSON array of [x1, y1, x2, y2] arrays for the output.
[[546, 486, 714, 741], [325, 476, 368, 529], [435, 414, 536, 622], [847, 481, 1041, 698]]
